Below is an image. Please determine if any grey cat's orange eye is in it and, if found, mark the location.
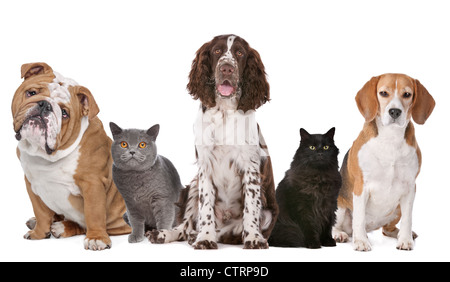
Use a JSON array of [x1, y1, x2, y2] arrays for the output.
[[139, 142, 147, 149], [120, 141, 128, 148]]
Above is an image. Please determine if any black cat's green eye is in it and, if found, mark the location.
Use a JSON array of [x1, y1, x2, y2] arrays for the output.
[[309, 146, 316, 151], [323, 146, 329, 150]]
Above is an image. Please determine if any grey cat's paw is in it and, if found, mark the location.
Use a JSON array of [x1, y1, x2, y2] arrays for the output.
[[128, 233, 145, 243], [147, 230, 166, 244]]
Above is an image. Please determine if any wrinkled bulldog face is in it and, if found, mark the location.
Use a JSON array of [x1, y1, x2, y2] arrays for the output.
[[12, 63, 99, 156]]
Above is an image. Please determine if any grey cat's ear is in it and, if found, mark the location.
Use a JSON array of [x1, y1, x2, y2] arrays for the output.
[[110, 122, 123, 138], [300, 128, 311, 140], [325, 127, 336, 140], [147, 124, 160, 141]]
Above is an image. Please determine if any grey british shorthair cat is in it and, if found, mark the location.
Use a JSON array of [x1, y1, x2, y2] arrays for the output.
[[110, 122, 183, 243]]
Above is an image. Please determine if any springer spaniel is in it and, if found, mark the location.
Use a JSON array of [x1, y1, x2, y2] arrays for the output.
[[149, 34, 278, 249]]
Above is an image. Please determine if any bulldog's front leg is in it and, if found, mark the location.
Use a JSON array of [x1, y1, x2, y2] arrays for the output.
[[242, 158, 268, 249], [192, 167, 218, 250], [24, 177, 53, 240], [81, 180, 111, 251]]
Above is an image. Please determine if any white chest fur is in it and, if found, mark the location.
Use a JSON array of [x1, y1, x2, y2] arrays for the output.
[[20, 146, 85, 227], [194, 106, 261, 228], [357, 119, 419, 230]]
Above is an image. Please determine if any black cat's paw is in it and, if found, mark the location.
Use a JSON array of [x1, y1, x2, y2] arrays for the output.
[[322, 237, 337, 247]]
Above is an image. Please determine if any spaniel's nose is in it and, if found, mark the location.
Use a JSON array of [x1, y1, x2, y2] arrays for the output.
[[220, 64, 235, 75]]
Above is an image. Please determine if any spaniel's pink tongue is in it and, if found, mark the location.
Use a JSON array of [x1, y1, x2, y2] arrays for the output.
[[218, 84, 234, 96]]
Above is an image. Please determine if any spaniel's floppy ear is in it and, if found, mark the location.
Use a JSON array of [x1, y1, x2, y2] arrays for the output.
[[412, 79, 435, 125], [21, 62, 53, 80], [238, 47, 270, 113], [187, 41, 216, 109], [355, 76, 380, 122]]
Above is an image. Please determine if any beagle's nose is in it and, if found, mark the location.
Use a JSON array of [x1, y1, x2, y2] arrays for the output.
[[389, 108, 402, 119], [220, 64, 235, 75]]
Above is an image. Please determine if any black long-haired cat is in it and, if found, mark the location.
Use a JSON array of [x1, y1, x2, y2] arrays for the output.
[[268, 128, 342, 248]]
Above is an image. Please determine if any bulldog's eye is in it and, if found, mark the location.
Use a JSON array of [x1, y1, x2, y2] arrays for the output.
[[120, 141, 128, 148], [26, 90, 37, 97], [62, 109, 70, 119], [139, 142, 147, 149], [379, 91, 389, 97], [403, 92, 412, 98]]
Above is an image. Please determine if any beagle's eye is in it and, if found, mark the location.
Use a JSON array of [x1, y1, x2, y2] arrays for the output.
[[214, 49, 222, 55], [139, 142, 147, 149], [26, 90, 37, 97], [403, 92, 412, 98], [120, 141, 128, 148], [236, 50, 243, 57], [62, 109, 70, 119], [379, 91, 389, 97], [309, 146, 316, 151], [323, 145, 330, 150]]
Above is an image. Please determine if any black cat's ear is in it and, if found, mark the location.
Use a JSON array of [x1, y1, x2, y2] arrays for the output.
[[147, 124, 160, 141], [109, 122, 123, 138], [325, 127, 336, 140], [300, 128, 311, 140]]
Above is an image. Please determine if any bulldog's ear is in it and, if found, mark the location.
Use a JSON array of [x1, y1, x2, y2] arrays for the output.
[[70, 86, 100, 120], [355, 76, 380, 122], [412, 79, 435, 125], [21, 62, 53, 80]]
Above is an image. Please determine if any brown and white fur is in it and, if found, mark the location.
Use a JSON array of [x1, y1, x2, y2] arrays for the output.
[[149, 34, 278, 249], [332, 74, 435, 251], [12, 63, 131, 250]]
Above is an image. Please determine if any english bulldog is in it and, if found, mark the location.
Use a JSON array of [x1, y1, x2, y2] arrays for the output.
[[12, 62, 131, 250]]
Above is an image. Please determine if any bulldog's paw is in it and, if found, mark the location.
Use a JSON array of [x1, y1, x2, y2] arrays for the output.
[[353, 237, 372, 252], [50, 221, 65, 238], [24, 230, 51, 240], [84, 234, 111, 251], [193, 240, 218, 250]]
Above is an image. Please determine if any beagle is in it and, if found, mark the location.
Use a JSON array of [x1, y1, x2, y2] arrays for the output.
[[332, 73, 435, 251]]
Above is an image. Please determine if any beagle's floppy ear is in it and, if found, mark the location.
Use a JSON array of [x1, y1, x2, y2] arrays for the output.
[[355, 76, 380, 122], [412, 79, 435, 125], [21, 62, 53, 80]]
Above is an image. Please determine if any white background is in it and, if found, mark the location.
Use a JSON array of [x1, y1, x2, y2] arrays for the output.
[[1, 0, 449, 262]]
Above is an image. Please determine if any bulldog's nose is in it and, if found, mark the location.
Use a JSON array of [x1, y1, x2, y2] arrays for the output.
[[38, 100, 53, 115], [220, 64, 235, 76], [389, 108, 402, 119]]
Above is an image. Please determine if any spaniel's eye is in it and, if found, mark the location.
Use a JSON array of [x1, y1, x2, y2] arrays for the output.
[[403, 92, 412, 98], [236, 50, 243, 57], [139, 142, 147, 149], [26, 90, 37, 97], [120, 141, 128, 148], [309, 146, 316, 151], [379, 91, 389, 97], [214, 49, 222, 54], [62, 109, 70, 119], [323, 145, 329, 150]]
